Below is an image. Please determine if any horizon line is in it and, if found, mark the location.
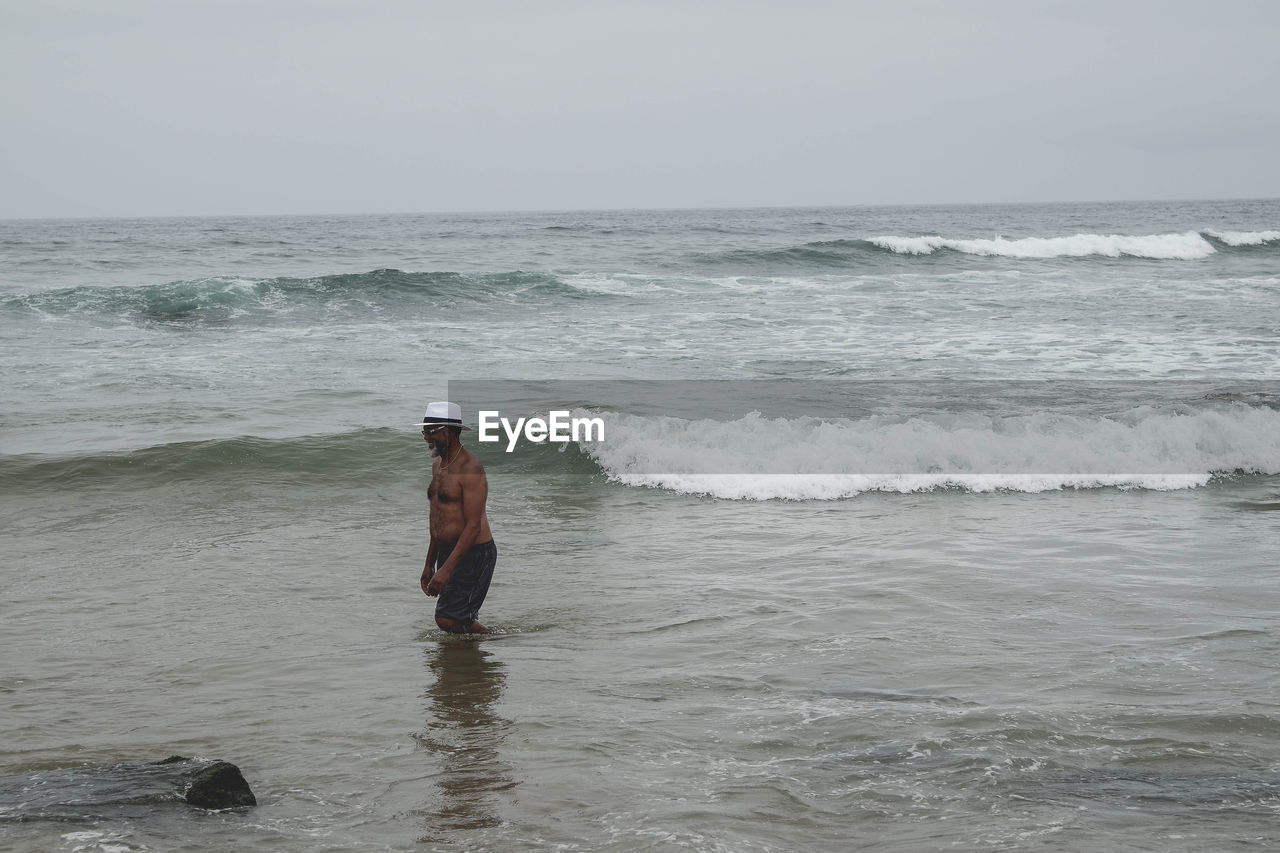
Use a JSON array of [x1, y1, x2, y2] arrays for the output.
[[4, 195, 1279, 224]]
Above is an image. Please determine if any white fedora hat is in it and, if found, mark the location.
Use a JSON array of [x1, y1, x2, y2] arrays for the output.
[[413, 401, 470, 429]]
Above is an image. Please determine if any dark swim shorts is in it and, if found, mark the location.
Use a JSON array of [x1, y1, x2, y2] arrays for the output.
[[434, 540, 497, 626]]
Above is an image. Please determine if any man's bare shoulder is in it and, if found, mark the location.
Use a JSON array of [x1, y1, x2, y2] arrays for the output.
[[458, 448, 487, 476]]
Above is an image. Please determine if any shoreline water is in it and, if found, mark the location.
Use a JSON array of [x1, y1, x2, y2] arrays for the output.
[[3, 200, 1279, 851]]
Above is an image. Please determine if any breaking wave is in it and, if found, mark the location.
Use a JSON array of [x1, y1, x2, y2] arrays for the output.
[[867, 231, 1217, 260], [575, 402, 1280, 500], [693, 229, 1278, 269], [1207, 229, 1280, 247], [1, 269, 584, 327], [6, 400, 1280, 502]]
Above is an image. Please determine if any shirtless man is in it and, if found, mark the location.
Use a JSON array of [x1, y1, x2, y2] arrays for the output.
[[416, 402, 496, 634]]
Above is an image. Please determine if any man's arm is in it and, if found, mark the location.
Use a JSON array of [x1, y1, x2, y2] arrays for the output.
[[425, 468, 488, 596], [421, 535, 438, 596], [421, 456, 441, 596]]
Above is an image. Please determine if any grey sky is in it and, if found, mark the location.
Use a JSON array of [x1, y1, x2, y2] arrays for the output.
[[3, 0, 1278, 218]]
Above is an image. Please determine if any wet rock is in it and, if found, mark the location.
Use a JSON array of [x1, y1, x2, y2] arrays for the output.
[[179, 759, 256, 809], [0, 756, 256, 821]]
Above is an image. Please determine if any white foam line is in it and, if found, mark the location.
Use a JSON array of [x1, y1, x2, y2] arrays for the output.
[[869, 232, 1216, 260]]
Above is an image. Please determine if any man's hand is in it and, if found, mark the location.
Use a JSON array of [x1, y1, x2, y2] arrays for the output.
[[426, 569, 451, 597], [420, 569, 434, 597]]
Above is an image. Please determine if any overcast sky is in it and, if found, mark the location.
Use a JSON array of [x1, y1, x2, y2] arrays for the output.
[[3, 0, 1278, 218]]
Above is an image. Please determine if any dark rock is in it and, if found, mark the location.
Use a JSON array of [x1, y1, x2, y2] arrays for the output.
[[0, 756, 257, 821], [182, 760, 257, 809]]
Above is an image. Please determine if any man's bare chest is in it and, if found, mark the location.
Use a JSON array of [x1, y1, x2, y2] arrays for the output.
[[428, 476, 463, 504]]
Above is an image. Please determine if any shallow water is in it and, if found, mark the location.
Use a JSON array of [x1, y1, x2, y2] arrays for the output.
[[5, 464, 1279, 851], [3, 202, 1279, 850]]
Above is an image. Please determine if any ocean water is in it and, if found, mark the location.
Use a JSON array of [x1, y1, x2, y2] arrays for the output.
[[2, 200, 1279, 851]]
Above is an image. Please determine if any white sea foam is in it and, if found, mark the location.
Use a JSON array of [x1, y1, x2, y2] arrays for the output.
[[561, 273, 674, 295], [61, 831, 145, 853], [1207, 230, 1280, 246], [869, 231, 1216, 260], [577, 405, 1280, 500]]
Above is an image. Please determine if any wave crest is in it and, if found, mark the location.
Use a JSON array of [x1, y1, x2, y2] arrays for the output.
[[1207, 229, 1280, 247], [576, 404, 1280, 500], [868, 231, 1216, 260], [3, 269, 579, 326], [0, 429, 415, 491]]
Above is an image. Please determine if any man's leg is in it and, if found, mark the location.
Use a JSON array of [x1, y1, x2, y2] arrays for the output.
[[435, 615, 491, 634], [433, 543, 497, 635]]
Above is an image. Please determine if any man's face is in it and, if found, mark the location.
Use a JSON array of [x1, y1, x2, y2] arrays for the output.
[[423, 425, 448, 457]]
